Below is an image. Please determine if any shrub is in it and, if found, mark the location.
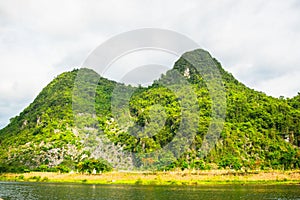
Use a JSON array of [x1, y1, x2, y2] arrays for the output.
[[76, 158, 113, 174]]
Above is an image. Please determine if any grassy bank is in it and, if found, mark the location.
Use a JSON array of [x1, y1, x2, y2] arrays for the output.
[[1, 170, 300, 185]]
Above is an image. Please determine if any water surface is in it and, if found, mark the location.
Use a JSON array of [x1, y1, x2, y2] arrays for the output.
[[0, 182, 300, 200]]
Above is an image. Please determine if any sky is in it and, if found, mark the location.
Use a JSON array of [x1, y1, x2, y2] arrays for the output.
[[0, 0, 300, 128]]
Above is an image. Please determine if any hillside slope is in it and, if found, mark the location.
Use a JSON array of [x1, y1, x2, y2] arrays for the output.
[[0, 49, 299, 172]]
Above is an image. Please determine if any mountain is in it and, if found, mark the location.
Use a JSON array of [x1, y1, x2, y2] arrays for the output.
[[0, 49, 300, 173]]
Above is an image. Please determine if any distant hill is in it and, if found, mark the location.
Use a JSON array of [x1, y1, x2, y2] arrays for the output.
[[1, 49, 299, 173]]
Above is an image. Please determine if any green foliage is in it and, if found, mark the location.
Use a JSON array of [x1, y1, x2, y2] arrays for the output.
[[76, 158, 113, 174], [0, 49, 300, 172], [0, 70, 82, 171], [55, 165, 71, 173]]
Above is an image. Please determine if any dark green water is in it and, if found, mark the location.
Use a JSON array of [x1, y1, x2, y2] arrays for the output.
[[0, 182, 300, 200]]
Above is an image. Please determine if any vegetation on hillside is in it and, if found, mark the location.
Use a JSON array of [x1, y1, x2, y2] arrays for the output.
[[0, 49, 299, 173]]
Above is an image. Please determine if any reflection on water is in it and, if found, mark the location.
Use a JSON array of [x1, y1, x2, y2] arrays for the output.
[[0, 182, 300, 200]]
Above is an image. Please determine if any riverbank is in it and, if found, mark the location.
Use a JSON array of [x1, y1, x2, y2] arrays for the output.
[[1, 170, 300, 185]]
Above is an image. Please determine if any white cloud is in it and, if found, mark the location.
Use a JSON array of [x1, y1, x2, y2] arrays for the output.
[[104, 49, 178, 85], [0, 0, 300, 128], [256, 70, 300, 97]]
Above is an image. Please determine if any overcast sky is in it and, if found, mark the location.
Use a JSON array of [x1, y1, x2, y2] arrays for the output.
[[1, 0, 300, 128]]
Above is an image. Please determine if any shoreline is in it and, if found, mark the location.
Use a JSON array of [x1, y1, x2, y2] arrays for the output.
[[1, 170, 300, 186]]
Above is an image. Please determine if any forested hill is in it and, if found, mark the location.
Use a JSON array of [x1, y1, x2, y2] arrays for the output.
[[0, 49, 299, 173]]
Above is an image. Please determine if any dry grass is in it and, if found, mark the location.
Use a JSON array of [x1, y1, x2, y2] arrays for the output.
[[1, 170, 300, 185]]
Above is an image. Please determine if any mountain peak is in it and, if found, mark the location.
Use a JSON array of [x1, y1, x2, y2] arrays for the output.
[[1, 49, 300, 172]]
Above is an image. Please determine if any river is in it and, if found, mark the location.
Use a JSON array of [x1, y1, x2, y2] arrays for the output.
[[0, 182, 300, 200]]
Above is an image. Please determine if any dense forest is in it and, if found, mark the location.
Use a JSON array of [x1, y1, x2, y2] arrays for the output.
[[0, 49, 300, 173]]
